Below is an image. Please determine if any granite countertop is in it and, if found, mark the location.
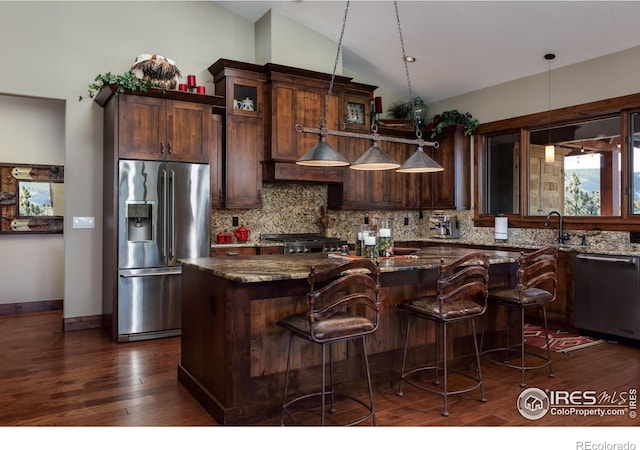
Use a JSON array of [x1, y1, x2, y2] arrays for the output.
[[416, 237, 640, 256], [180, 246, 519, 283]]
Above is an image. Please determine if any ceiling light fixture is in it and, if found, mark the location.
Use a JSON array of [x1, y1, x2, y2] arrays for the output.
[[295, 0, 442, 172], [544, 53, 556, 163], [404, 55, 416, 63]]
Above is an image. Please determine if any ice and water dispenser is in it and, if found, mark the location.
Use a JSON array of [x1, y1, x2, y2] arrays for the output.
[[126, 203, 152, 242]]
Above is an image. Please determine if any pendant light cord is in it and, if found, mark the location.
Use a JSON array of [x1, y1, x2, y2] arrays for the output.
[[395, 0, 421, 137], [322, 0, 350, 130], [395, 0, 413, 100]]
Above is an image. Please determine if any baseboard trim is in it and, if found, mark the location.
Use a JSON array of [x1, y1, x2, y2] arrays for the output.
[[63, 314, 102, 331], [0, 299, 63, 315]]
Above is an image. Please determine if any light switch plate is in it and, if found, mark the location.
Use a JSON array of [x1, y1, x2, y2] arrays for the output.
[[73, 216, 95, 229]]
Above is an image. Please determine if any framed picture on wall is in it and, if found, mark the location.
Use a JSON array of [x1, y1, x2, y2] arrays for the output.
[[0, 163, 64, 234]]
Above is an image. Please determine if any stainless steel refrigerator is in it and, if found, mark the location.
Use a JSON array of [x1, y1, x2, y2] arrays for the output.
[[116, 159, 210, 341]]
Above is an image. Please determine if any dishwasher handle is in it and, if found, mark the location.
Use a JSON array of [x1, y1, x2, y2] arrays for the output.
[[576, 254, 636, 265]]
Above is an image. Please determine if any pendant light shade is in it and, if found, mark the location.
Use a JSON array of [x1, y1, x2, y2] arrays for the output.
[[545, 144, 555, 163], [397, 146, 444, 173], [296, 135, 350, 167], [350, 143, 401, 170]]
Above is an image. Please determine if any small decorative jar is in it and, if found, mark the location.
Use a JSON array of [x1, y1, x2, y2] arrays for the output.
[[377, 218, 394, 257]]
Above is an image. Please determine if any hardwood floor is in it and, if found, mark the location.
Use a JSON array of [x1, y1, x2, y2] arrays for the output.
[[1, 311, 638, 433]]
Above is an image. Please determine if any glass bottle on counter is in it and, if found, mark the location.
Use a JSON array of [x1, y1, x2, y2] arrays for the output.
[[377, 218, 394, 257]]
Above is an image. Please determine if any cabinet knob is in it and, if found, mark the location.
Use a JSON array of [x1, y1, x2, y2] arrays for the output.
[[218, 188, 223, 199], [168, 142, 172, 154], [160, 142, 164, 154]]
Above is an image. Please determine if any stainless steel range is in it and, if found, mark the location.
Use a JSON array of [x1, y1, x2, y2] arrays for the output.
[[261, 233, 347, 254]]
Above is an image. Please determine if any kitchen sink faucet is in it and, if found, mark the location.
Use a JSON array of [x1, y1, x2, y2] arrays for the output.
[[544, 210, 570, 244]]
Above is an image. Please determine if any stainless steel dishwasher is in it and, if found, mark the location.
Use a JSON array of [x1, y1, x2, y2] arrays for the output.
[[574, 253, 640, 340]]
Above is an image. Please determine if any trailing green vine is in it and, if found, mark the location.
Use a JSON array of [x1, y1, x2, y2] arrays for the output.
[[78, 71, 154, 101]]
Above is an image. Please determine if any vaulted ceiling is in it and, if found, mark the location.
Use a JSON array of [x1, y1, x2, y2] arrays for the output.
[[215, 1, 640, 103]]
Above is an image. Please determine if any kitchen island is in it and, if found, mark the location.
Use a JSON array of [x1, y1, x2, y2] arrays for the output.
[[178, 246, 520, 424]]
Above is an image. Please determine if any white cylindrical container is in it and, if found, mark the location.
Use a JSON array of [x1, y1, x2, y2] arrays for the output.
[[377, 218, 394, 257], [495, 216, 508, 241]]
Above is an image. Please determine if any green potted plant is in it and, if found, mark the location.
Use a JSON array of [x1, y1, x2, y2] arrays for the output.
[[78, 71, 154, 101], [386, 96, 426, 120], [429, 109, 479, 139]]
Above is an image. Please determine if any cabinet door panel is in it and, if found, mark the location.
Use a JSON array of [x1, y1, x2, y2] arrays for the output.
[[431, 130, 456, 209], [226, 116, 263, 208], [118, 96, 165, 160], [209, 114, 224, 208], [166, 101, 209, 163]]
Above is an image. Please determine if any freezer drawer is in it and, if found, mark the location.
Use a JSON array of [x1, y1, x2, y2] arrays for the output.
[[574, 253, 640, 340], [118, 267, 182, 341]]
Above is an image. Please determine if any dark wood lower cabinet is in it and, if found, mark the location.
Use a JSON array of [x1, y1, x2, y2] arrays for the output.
[[178, 256, 517, 424]]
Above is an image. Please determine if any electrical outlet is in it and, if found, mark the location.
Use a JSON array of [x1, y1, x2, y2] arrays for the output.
[[232, 216, 239, 227], [630, 232, 640, 243], [418, 211, 424, 219], [404, 217, 409, 226], [364, 216, 369, 225]]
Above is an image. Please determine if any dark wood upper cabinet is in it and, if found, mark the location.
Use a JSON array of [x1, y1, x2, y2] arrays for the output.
[[117, 96, 211, 163], [424, 124, 471, 210], [209, 59, 266, 208]]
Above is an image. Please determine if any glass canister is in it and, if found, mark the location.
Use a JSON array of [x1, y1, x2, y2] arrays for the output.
[[377, 218, 394, 257], [355, 224, 370, 257], [362, 228, 378, 258]]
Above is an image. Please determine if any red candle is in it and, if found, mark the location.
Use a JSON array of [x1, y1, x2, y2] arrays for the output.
[[196, 86, 206, 94], [187, 75, 196, 87], [178, 84, 188, 92], [375, 96, 383, 114]]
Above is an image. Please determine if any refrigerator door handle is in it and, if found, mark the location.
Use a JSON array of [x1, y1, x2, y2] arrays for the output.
[[160, 168, 168, 262], [168, 169, 176, 259]]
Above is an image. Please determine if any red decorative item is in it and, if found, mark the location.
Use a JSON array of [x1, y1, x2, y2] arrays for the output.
[[178, 84, 188, 92], [216, 233, 233, 244], [187, 74, 196, 88], [196, 86, 206, 94], [375, 96, 383, 114], [234, 225, 250, 242]]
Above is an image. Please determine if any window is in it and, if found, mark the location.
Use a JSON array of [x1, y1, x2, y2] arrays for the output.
[[528, 116, 621, 217], [486, 132, 519, 215], [630, 112, 640, 215]]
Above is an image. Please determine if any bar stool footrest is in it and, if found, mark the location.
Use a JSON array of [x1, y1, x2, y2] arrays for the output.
[[282, 392, 375, 426]]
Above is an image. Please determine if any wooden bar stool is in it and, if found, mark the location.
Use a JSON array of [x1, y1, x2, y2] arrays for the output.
[[396, 252, 489, 417], [480, 246, 558, 387], [275, 259, 381, 426]]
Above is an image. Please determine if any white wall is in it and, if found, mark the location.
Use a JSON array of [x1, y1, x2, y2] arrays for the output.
[[0, 1, 254, 319], [255, 9, 341, 74], [0, 95, 65, 304], [425, 46, 640, 124]]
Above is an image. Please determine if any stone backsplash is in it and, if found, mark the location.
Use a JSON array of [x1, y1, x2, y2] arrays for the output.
[[211, 183, 640, 255]]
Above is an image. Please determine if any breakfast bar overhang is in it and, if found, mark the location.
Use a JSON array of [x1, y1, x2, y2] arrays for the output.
[[177, 247, 520, 424]]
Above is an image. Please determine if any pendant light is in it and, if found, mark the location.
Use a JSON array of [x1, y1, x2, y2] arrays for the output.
[[296, 1, 352, 167], [544, 53, 556, 163], [394, 0, 443, 174], [295, 0, 441, 171], [350, 125, 400, 170]]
